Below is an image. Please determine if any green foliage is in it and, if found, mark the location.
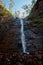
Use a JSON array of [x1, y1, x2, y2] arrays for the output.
[[22, 4, 32, 15], [0, 0, 15, 12], [22, 5, 28, 10], [32, 0, 36, 4], [0, 5, 12, 17], [29, 18, 43, 26]]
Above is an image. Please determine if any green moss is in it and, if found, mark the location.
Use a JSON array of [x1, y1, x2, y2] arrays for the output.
[[32, 18, 43, 22], [29, 18, 43, 26]]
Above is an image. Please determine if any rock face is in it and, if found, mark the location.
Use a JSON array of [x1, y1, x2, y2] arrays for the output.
[[0, 5, 22, 52], [0, 17, 22, 52], [28, 0, 43, 19], [24, 21, 42, 52], [25, 0, 43, 52]]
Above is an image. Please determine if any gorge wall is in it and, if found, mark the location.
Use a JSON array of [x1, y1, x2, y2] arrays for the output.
[[25, 0, 43, 52], [28, 0, 43, 19], [0, 0, 43, 53], [0, 5, 22, 52]]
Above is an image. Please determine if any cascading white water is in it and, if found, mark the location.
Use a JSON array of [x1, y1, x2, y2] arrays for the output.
[[20, 19, 26, 53]]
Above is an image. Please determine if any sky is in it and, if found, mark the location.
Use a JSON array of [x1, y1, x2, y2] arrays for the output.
[[12, 0, 32, 12], [2, 0, 32, 17]]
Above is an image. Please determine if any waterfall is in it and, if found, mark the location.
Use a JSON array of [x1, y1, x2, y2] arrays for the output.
[[20, 19, 26, 53], [20, 19, 29, 54]]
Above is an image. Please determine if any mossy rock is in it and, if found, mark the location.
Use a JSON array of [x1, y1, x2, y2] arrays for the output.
[[29, 18, 43, 26]]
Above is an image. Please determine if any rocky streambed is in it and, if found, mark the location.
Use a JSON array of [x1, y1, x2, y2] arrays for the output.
[[0, 51, 42, 65]]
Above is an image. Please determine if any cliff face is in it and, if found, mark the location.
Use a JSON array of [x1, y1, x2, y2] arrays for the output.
[[29, 0, 43, 19], [0, 5, 21, 52], [0, 4, 13, 23], [0, 0, 43, 53], [25, 0, 43, 52]]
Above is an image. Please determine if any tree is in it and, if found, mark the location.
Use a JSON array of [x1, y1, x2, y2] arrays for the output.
[[13, 10, 20, 17], [14, 11, 19, 17], [22, 0, 37, 15], [3, 0, 6, 8], [32, 0, 37, 6], [0, 0, 3, 5], [17, 11, 20, 17], [22, 4, 32, 15], [21, 12, 25, 18], [22, 5, 28, 10], [32, 0, 35, 4], [9, 0, 15, 12], [0, 0, 6, 8]]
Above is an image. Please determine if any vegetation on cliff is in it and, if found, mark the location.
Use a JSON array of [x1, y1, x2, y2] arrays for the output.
[[27, 0, 43, 27], [0, 4, 12, 16], [25, 0, 43, 52], [0, 4, 15, 51], [0, 4, 14, 24]]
